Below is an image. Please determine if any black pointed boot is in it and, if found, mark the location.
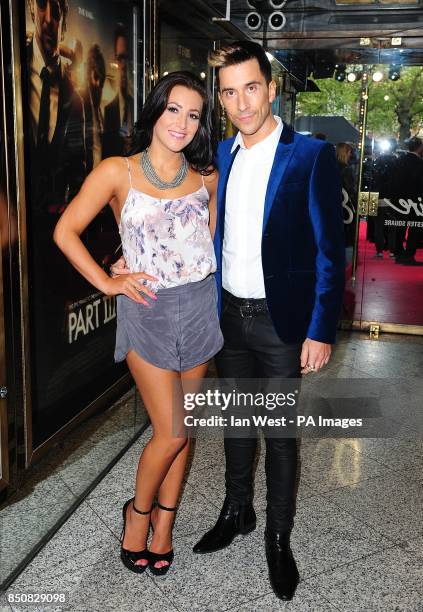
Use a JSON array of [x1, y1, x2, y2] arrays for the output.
[[265, 530, 299, 600], [193, 498, 256, 554]]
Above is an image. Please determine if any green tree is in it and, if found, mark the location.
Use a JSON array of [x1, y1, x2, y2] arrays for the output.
[[296, 66, 423, 143], [368, 66, 423, 142], [296, 78, 361, 125]]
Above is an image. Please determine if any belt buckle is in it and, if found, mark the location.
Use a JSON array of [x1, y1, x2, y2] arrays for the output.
[[240, 303, 254, 318]]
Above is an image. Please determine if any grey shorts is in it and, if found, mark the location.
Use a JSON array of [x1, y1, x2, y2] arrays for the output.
[[114, 274, 224, 371]]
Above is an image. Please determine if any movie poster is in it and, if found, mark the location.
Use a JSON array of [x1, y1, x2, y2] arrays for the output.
[[24, 0, 138, 447]]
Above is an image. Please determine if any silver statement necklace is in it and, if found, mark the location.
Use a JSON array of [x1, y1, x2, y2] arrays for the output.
[[140, 148, 189, 190]]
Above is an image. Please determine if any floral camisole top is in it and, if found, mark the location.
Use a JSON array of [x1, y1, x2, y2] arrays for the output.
[[119, 158, 217, 290]]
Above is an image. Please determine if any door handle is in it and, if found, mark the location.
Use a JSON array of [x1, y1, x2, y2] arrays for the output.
[[368, 192, 379, 216], [358, 191, 370, 215], [358, 191, 379, 216]]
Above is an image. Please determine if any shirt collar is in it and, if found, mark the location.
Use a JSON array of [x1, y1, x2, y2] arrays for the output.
[[230, 115, 283, 153]]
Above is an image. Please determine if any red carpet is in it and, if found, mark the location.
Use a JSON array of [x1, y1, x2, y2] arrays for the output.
[[344, 221, 423, 326]]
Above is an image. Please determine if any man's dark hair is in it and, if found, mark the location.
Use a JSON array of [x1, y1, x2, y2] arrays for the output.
[[59, 0, 68, 35], [30, 0, 68, 37], [208, 40, 272, 85], [407, 136, 422, 153], [130, 71, 216, 175]]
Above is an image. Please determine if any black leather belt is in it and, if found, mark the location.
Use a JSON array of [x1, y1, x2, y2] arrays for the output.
[[222, 289, 268, 318]]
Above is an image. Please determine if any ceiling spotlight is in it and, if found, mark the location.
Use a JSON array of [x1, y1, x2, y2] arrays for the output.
[[268, 11, 286, 30], [347, 69, 362, 82], [388, 65, 401, 81], [372, 70, 384, 82], [245, 12, 262, 30]]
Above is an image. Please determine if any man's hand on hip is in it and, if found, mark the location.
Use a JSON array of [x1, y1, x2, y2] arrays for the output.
[[300, 338, 331, 375]]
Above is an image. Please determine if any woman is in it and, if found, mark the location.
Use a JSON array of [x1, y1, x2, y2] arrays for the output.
[[54, 72, 223, 575]]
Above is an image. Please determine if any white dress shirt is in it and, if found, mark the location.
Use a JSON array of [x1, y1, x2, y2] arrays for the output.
[[30, 36, 60, 145], [222, 115, 283, 298]]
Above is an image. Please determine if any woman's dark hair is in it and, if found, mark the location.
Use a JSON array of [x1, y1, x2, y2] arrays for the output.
[[129, 71, 216, 174]]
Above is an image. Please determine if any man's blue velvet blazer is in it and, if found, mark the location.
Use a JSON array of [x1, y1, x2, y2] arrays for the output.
[[213, 124, 346, 344]]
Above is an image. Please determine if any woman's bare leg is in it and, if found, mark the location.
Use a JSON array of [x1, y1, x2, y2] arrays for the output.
[[149, 361, 209, 568], [122, 350, 186, 566]]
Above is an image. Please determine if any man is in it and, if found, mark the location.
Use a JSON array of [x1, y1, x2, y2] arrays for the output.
[[26, 0, 87, 410], [191, 41, 345, 601], [27, 0, 86, 214], [372, 146, 398, 258], [102, 26, 134, 158], [82, 44, 106, 173], [392, 136, 423, 266]]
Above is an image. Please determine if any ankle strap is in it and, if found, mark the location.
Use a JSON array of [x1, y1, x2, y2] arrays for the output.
[[156, 501, 177, 512], [132, 500, 153, 515]]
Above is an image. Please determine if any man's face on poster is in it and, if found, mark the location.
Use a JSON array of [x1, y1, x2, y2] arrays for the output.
[[34, 0, 63, 61], [115, 35, 128, 95]]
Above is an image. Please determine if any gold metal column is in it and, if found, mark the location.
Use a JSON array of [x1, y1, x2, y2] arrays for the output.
[[351, 67, 370, 281]]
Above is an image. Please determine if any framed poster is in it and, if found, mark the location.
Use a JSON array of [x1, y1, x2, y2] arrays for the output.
[[23, 0, 139, 448]]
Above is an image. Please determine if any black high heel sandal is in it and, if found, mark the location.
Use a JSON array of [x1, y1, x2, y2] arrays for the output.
[[148, 502, 176, 576], [120, 498, 152, 574]]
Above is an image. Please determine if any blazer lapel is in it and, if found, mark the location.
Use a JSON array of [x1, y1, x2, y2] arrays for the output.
[[262, 125, 296, 232]]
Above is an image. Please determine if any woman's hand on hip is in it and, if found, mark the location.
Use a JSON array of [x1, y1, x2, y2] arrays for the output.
[[103, 272, 158, 305]]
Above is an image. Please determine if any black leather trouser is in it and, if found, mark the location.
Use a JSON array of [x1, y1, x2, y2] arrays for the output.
[[393, 212, 422, 258], [215, 289, 302, 533]]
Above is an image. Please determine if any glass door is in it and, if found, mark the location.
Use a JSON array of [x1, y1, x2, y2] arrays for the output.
[[288, 41, 423, 334], [351, 58, 423, 333]]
